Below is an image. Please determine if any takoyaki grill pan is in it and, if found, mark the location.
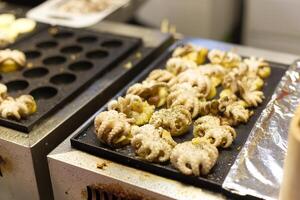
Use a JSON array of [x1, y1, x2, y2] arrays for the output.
[[0, 26, 142, 132], [71, 41, 287, 195]]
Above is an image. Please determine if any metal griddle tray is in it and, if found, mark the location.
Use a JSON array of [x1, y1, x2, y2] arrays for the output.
[[71, 41, 287, 194], [0, 26, 142, 132]]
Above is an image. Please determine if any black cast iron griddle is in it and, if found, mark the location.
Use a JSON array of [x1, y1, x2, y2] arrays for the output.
[[71, 41, 287, 195], [0, 26, 142, 132]]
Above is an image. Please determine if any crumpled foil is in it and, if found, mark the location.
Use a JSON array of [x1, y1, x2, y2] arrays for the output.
[[223, 60, 300, 200]]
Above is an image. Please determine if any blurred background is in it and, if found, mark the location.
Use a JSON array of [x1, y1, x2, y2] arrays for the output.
[[3, 0, 300, 54]]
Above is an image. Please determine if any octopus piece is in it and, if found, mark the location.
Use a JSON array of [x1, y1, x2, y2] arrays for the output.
[[167, 83, 201, 118], [244, 56, 271, 78], [107, 94, 154, 126], [239, 75, 264, 91], [0, 49, 26, 72], [172, 44, 197, 57], [131, 124, 173, 162], [217, 95, 238, 113], [208, 49, 241, 68], [219, 116, 236, 126], [145, 69, 175, 84], [198, 64, 225, 87], [126, 80, 168, 107], [198, 99, 219, 116], [170, 139, 218, 176], [183, 49, 208, 65], [0, 31, 13, 47], [10, 18, 36, 34], [219, 89, 235, 99], [160, 129, 177, 147], [172, 44, 208, 64], [149, 106, 192, 136], [223, 101, 252, 125], [168, 69, 212, 98], [208, 49, 225, 65], [193, 115, 221, 137], [222, 51, 242, 68], [222, 63, 248, 93], [202, 125, 236, 148], [0, 97, 22, 119], [0, 95, 36, 120], [238, 79, 265, 107], [0, 83, 7, 102], [240, 89, 264, 107], [15, 95, 37, 116], [183, 50, 208, 65], [94, 110, 134, 147], [198, 64, 225, 77], [131, 124, 177, 147], [166, 57, 197, 75]]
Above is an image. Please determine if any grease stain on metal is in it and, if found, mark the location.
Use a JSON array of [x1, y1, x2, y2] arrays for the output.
[[89, 183, 151, 200]]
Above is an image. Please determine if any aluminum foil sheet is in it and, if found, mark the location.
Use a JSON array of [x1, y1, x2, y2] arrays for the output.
[[223, 60, 300, 200]]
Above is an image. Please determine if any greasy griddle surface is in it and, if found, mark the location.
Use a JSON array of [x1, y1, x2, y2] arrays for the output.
[[0, 26, 141, 132], [71, 44, 287, 191]]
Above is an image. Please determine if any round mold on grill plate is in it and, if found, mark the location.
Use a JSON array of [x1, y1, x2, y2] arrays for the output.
[[36, 40, 58, 49], [23, 67, 49, 78], [6, 80, 29, 92], [77, 36, 98, 43], [101, 40, 123, 48], [30, 86, 57, 100], [50, 73, 76, 85], [60, 45, 83, 54], [43, 56, 66, 65], [86, 50, 109, 59], [53, 31, 74, 39], [69, 61, 93, 72], [24, 50, 42, 59]]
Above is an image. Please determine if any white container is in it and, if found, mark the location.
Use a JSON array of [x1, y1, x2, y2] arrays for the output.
[[27, 0, 130, 28]]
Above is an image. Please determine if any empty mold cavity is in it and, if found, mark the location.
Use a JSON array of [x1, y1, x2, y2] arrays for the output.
[[23, 67, 49, 78], [30, 86, 57, 100], [86, 50, 109, 59], [69, 61, 93, 72], [6, 80, 29, 92], [102, 40, 123, 48], [36, 41, 58, 49], [61, 45, 83, 54], [53, 31, 74, 39], [43, 56, 66, 65], [24, 50, 42, 59], [50, 73, 76, 85], [77, 36, 98, 43]]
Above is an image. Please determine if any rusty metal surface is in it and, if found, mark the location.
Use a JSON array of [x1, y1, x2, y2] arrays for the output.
[[49, 40, 299, 200], [0, 139, 39, 200], [49, 150, 225, 200]]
